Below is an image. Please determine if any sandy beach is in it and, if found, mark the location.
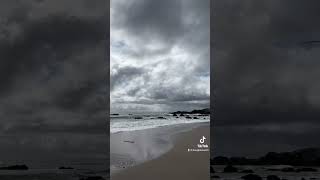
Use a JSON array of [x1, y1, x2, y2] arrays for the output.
[[111, 124, 210, 180]]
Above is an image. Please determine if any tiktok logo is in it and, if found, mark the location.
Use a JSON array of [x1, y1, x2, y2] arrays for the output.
[[200, 136, 206, 144]]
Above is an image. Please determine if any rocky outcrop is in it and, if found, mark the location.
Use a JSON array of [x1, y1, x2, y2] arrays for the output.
[[267, 175, 281, 180], [59, 166, 74, 169], [223, 165, 238, 173], [212, 148, 320, 166], [0, 165, 28, 170], [241, 174, 262, 180]]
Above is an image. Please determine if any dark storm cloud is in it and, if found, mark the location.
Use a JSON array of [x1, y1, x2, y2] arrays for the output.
[[111, 0, 210, 112], [113, 0, 184, 44], [0, 0, 108, 164], [212, 0, 320, 156]]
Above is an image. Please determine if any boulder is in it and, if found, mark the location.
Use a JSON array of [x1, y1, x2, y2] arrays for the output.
[[241, 174, 262, 180], [79, 176, 105, 180], [210, 166, 215, 173], [296, 167, 318, 172], [211, 175, 220, 178], [240, 169, 254, 173], [59, 166, 74, 169], [281, 167, 295, 172], [223, 165, 238, 173], [0, 165, 28, 170], [267, 175, 281, 180]]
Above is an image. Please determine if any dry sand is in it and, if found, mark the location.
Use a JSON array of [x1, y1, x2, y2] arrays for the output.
[[111, 125, 210, 180]]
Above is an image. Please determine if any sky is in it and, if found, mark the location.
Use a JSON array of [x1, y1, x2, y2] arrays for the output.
[[0, 0, 108, 166], [110, 0, 210, 113], [211, 0, 320, 157]]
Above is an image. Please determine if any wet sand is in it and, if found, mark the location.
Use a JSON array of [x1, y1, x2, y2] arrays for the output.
[[111, 124, 210, 180]]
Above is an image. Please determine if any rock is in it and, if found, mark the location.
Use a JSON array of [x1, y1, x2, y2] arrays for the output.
[[241, 174, 262, 180], [190, 108, 210, 114], [296, 167, 318, 172], [213, 156, 230, 165], [157, 117, 166, 119], [211, 175, 220, 178], [111, 113, 119, 116], [173, 113, 177, 116], [123, 140, 134, 143], [134, 117, 143, 119], [223, 165, 238, 173], [186, 116, 192, 119], [59, 166, 74, 169], [80, 176, 105, 180], [0, 165, 28, 170], [267, 175, 281, 180], [180, 114, 184, 116], [210, 166, 215, 173], [240, 169, 254, 173], [193, 117, 199, 119], [267, 168, 281, 171], [281, 167, 295, 172]]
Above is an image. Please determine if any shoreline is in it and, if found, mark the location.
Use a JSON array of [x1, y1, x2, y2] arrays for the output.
[[111, 122, 210, 180]]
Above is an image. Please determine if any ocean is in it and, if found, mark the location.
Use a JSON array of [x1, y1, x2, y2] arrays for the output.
[[110, 112, 210, 133]]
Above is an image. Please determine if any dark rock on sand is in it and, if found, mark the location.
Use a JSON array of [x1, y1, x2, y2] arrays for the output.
[[173, 113, 177, 116], [111, 113, 119, 116], [223, 165, 238, 173], [211, 175, 220, 178], [281, 167, 295, 172], [123, 140, 135, 143], [213, 156, 230, 165], [240, 169, 254, 173], [241, 174, 262, 180], [157, 117, 166, 119], [0, 165, 28, 170], [267, 175, 281, 180], [193, 117, 199, 119], [59, 166, 74, 169], [186, 116, 192, 119], [210, 166, 215, 173], [267, 168, 281, 171], [213, 148, 320, 166], [134, 117, 143, 119], [80, 176, 105, 180], [296, 167, 318, 172]]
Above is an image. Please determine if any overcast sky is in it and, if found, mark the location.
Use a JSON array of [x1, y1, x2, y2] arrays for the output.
[[0, 0, 108, 166], [212, 0, 320, 157], [110, 0, 210, 113]]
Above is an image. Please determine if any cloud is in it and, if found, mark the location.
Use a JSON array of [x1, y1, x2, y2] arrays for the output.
[[211, 0, 320, 156], [110, 0, 210, 112], [0, 0, 108, 165]]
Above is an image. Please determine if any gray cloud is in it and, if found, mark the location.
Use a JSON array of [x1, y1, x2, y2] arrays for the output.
[[111, 0, 210, 112], [212, 0, 320, 157], [0, 0, 108, 166]]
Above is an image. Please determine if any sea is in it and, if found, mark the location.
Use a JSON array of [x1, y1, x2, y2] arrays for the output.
[[110, 112, 210, 133]]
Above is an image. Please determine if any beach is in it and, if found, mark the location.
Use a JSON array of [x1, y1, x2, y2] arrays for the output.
[[111, 123, 210, 180]]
